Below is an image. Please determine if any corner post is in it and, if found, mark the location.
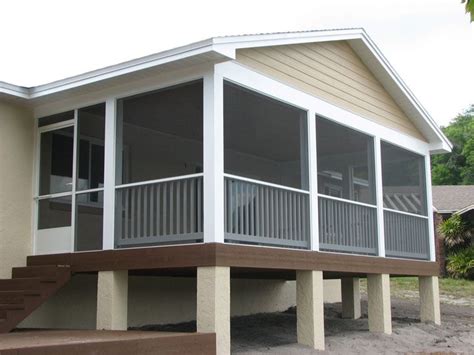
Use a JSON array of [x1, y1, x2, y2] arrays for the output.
[[424, 154, 436, 261], [203, 67, 224, 243], [308, 110, 319, 251], [103, 98, 117, 250], [197, 266, 231, 354], [374, 137, 385, 257]]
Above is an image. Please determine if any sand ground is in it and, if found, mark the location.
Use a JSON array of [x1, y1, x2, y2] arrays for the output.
[[141, 297, 473, 354]]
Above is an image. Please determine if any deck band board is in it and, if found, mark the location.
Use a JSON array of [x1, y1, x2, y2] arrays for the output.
[[27, 243, 438, 276]]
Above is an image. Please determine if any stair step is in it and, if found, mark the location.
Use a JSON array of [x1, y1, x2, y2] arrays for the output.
[[0, 303, 24, 311], [0, 291, 24, 304], [0, 278, 47, 291], [12, 265, 69, 280]]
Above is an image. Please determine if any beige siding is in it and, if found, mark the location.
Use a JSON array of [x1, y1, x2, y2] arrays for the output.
[[0, 100, 34, 278], [236, 41, 426, 141]]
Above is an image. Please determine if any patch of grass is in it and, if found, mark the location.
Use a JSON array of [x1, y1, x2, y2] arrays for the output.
[[359, 277, 474, 301]]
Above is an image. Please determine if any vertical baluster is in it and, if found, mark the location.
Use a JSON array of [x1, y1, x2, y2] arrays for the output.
[[170, 181, 174, 235], [256, 185, 260, 237], [197, 178, 202, 233], [250, 185, 255, 236], [190, 179, 195, 234], [124, 189, 129, 240], [245, 183, 250, 235], [149, 185, 154, 237], [183, 179, 188, 235], [137, 186, 143, 238], [163, 183, 168, 236], [177, 180, 181, 235], [238, 182, 243, 235], [265, 187, 269, 238], [156, 184, 161, 236], [143, 185, 148, 238]]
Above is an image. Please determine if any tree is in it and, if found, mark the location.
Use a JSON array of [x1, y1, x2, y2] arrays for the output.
[[462, 0, 474, 22], [431, 105, 474, 185]]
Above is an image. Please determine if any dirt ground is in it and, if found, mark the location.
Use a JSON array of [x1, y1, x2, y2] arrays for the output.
[[141, 297, 474, 354], [231, 297, 474, 354]]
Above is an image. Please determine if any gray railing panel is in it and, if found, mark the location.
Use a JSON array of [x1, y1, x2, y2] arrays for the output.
[[384, 210, 430, 260], [116, 175, 203, 247], [224, 177, 310, 249], [318, 196, 378, 255]]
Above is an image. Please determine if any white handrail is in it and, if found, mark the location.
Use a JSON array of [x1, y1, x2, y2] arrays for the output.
[[115, 173, 203, 190], [383, 207, 428, 219], [317, 193, 377, 209], [224, 174, 310, 194]]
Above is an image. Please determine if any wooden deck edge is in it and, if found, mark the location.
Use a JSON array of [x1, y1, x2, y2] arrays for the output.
[[0, 332, 216, 355], [27, 243, 439, 277]]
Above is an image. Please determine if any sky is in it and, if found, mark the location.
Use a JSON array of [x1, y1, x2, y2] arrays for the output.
[[0, 0, 472, 126]]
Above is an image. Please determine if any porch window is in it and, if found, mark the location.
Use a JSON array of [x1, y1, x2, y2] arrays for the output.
[[115, 81, 204, 247], [381, 142, 430, 260], [223, 82, 310, 249], [316, 116, 377, 255]]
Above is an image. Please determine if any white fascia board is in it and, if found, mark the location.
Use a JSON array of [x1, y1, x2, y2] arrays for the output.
[[356, 33, 452, 153], [0, 81, 29, 99], [29, 44, 230, 99]]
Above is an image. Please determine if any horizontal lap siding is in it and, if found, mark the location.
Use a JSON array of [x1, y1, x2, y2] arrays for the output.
[[236, 41, 426, 141]]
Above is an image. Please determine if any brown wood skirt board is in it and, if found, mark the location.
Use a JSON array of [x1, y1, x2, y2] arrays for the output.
[[27, 243, 439, 276]]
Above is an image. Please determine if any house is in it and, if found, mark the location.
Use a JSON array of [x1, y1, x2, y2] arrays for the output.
[[432, 185, 474, 273], [432, 185, 474, 219], [0, 29, 451, 353]]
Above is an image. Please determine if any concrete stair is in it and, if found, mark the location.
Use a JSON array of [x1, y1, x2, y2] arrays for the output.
[[0, 265, 71, 333]]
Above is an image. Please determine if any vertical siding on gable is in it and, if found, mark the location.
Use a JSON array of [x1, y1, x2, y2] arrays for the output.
[[236, 41, 426, 141]]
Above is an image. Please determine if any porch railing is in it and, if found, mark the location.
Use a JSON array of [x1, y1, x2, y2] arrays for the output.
[[224, 175, 310, 249], [318, 195, 378, 255], [115, 174, 203, 247], [384, 209, 430, 260]]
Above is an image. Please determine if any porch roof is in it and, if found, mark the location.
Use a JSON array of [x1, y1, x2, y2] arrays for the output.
[[0, 28, 451, 153]]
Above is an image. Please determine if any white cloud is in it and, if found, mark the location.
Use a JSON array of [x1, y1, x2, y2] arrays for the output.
[[0, 0, 472, 125]]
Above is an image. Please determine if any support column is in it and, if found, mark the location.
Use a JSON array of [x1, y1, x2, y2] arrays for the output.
[[367, 274, 391, 334], [341, 277, 361, 319], [419, 276, 441, 325], [96, 271, 128, 330], [296, 270, 325, 350], [197, 266, 230, 355]]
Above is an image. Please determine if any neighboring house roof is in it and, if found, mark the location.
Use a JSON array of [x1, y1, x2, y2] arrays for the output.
[[432, 185, 474, 214], [0, 28, 451, 153]]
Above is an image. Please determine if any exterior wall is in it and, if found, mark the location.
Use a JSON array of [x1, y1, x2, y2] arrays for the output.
[[236, 41, 426, 141], [20, 275, 341, 329], [0, 100, 34, 278]]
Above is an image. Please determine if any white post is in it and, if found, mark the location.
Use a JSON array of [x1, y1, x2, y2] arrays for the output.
[[374, 137, 385, 257], [308, 110, 319, 251], [102, 98, 117, 250], [419, 275, 441, 324], [203, 68, 224, 243], [424, 154, 436, 261], [341, 277, 361, 319]]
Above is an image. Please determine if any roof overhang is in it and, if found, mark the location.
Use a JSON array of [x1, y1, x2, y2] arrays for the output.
[[0, 28, 451, 153]]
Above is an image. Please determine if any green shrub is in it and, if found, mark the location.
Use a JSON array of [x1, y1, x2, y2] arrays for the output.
[[446, 246, 474, 279], [438, 214, 470, 248]]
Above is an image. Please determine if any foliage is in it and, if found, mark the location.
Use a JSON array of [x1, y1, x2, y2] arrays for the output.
[[431, 105, 474, 185], [438, 214, 471, 248], [461, 0, 474, 22], [446, 246, 474, 279]]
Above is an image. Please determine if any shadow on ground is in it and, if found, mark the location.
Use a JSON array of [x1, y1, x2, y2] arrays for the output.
[[133, 297, 474, 354]]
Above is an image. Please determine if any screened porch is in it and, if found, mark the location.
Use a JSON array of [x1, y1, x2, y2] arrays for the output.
[[34, 78, 432, 260]]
